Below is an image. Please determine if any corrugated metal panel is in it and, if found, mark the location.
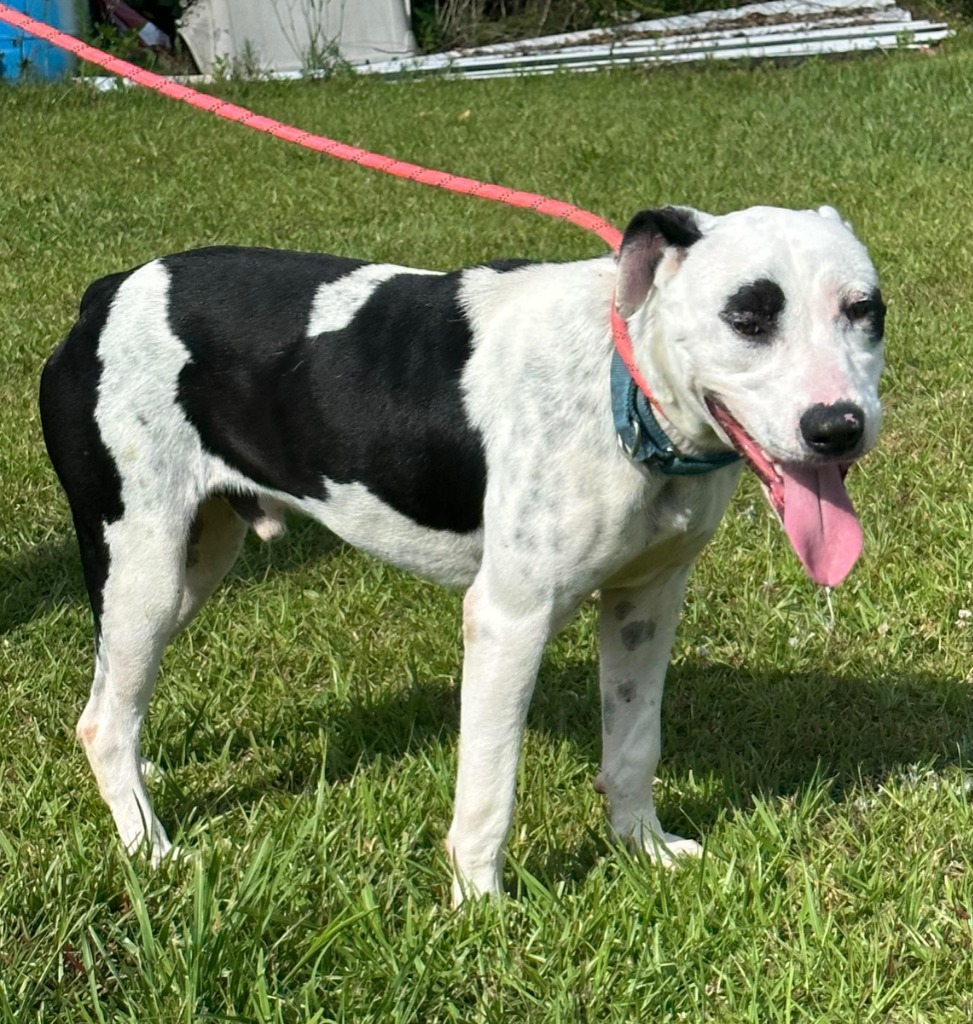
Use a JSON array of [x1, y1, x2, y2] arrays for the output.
[[355, 0, 951, 80]]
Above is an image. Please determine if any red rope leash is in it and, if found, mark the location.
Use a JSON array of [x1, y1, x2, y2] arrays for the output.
[[0, 4, 664, 409], [0, 4, 622, 248]]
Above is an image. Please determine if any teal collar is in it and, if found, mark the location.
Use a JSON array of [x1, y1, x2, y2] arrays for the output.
[[610, 349, 740, 476]]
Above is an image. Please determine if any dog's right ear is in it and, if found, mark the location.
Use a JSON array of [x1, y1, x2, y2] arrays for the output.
[[615, 207, 706, 318]]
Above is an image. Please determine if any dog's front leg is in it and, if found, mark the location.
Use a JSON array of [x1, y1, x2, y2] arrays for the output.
[[597, 569, 702, 863], [447, 577, 553, 904]]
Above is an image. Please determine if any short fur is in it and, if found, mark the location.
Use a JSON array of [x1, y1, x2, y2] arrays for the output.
[[40, 205, 884, 902]]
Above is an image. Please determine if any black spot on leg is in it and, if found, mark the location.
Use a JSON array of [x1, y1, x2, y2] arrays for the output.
[[137, 413, 149, 427], [614, 600, 636, 622], [620, 619, 656, 651], [513, 527, 537, 549], [617, 679, 636, 703]]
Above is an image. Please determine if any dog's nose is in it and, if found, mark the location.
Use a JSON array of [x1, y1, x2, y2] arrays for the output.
[[799, 401, 865, 456]]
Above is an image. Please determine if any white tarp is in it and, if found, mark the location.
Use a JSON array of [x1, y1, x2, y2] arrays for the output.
[[179, 0, 416, 75]]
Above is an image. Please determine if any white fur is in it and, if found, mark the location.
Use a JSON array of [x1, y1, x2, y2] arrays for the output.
[[307, 263, 440, 336]]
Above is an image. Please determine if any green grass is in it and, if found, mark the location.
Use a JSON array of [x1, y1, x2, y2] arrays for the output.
[[4, 38, 973, 1022]]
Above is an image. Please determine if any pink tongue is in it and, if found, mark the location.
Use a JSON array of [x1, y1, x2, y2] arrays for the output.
[[781, 463, 863, 587]]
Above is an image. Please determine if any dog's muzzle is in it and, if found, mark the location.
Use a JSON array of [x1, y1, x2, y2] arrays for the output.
[[706, 396, 865, 588]]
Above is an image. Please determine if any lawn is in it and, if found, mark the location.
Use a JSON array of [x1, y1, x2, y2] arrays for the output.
[[3, 35, 973, 1023]]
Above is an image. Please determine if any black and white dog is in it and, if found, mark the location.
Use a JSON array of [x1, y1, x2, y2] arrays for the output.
[[40, 205, 885, 902]]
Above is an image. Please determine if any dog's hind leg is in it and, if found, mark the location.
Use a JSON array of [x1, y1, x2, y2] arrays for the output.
[[173, 495, 249, 634], [41, 336, 185, 861], [597, 570, 702, 864], [76, 506, 195, 863]]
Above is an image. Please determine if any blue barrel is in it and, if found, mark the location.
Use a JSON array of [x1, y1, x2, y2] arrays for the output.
[[0, 1, 81, 82]]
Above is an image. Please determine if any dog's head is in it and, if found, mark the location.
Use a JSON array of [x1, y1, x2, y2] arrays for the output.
[[615, 204, 885, 587]]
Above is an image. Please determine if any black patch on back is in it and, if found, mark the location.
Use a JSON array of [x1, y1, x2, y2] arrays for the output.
[[720, 278, 785, 341], [170, 247, 494, 533], [79, 270, 131, 316], [40, 270, 132, 634]]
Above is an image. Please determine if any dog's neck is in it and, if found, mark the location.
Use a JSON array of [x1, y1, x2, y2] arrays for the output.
[[610, 349, 739, 475]]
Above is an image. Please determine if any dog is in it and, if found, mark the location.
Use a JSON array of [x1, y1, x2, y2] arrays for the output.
[[39, 204, 885, 903]]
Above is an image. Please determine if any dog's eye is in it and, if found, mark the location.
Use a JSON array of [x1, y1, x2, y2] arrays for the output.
[[846, 299, 874, 320], [842, 289, 885, 343], [720, 279, 783, 342], [726, 315, 767, 339]]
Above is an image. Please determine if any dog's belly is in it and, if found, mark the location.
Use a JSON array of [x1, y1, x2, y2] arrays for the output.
[[292, 481, 484, 589]]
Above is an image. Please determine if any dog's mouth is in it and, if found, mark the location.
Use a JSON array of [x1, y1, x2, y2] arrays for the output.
[[705, 397, 863, 587]]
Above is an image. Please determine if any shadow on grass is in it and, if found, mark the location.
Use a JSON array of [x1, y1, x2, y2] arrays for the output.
[[0, 517, 345, 634], [0, 533, 85, 634], [14, 522, 973, 883], [162, 642, 973, 882]]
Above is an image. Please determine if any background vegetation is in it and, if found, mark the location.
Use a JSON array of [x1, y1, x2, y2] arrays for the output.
[[3, 31, 973, 1023], [85, 1, 973, 57], [409, 0, 971, 49]]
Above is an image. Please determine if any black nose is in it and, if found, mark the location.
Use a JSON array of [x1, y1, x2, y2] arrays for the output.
[[800, 401, 865, 456]]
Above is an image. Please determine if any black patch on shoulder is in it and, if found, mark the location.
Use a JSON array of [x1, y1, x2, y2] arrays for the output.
[[720, 278, 785, 342], [40, 270, 133, 633], [842, 287, 885, 343], [170, 247, 488, 533]]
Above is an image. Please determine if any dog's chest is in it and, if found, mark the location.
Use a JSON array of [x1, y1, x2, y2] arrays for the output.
[[602, 468, 740, 589]]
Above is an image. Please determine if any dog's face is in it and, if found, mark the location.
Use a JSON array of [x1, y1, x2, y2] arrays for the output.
[[615, 204, 885, 586]]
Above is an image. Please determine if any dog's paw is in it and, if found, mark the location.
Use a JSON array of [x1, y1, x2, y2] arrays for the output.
[[139, 758, 163, 782], [149, 842, 195, 871], [445, 837, 504, 907], [450, 872, 504, 908], [620, 827, 703, 867], [649, 833, 703, 865]]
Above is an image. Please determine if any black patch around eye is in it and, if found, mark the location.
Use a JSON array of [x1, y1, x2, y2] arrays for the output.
[[720, 278, 785, 341], [842, 287, 885, 342]]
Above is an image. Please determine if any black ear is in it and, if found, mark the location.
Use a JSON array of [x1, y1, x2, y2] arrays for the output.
[[615, 207, 704, 318]]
